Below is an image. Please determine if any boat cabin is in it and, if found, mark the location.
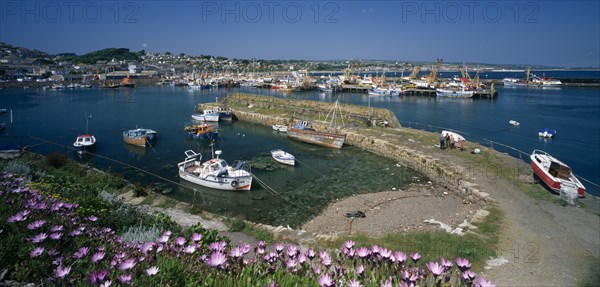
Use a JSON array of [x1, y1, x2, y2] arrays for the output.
[[549, 162, 571, 180]]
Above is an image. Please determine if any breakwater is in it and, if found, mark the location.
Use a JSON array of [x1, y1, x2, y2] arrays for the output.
[[229, 93, 491, 204]]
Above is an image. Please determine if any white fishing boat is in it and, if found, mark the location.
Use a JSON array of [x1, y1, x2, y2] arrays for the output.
[[191, 109, 219, 122], [272, 124, 288, 132], [271, 149, 295, 166], [73, 113, 96, 154], [530, 149, 586, 198], [178, 149, 253, 191], [509, 120, 520, 126], [436, 87, 475, 98]]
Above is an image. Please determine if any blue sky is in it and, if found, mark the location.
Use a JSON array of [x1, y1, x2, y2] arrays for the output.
[[1, 0, 599, 67]]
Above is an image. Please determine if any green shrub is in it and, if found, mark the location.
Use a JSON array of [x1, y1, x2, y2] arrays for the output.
[[45, 151, 68, 168]]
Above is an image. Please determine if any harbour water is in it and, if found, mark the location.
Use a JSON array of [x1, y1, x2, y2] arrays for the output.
[[1, 79, 599, 226]]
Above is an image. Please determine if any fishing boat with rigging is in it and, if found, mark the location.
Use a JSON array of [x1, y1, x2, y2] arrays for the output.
[[73, 113, 96, 154], [287, 100, 346, 148]]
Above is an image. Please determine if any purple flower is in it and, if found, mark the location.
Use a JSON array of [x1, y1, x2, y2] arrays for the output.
[[380, 279, 392, 287], [49, 232, 63, 240], [209, 241, 227, 252], [456, 257, 472, 271], [191, 232, 202, 242], [88, 269, 110, 284], [51, 225, 64, 232], [274, 243, 284, 253], [462, 270, 477, 281], [229, 246, 245, 258], [184, 245, 197, 254], [30, 247, 44, 257], [54, 266, 71, 279], [87, 215, 98, 222], [158, 234, 169, 243], [286, 258, 297, 269], [344, 240, 355, 250], [318, 273, 334, 287], [73, 246, 90, 259], [394, 251, 407, 264], [7, 212, 27, 223], [410, 252, 421, 263], [69, 229, 82, 237], [371, 245, 380, 255], [426, 261, 444, 276], [118, 258, 136, 271], [379, 248, 392, 260], [474, 277, 495, 287], [257, 240, 266, 248], [174, 236, 186, 246], [118, 273, 132, 284], [31, 233, 48, 243], [146, 266, 160, 276], [306, 249, 316, 259], [92, 252, 105, 263], [208, 252, 227, 268], [320, 251, 332, 266], [297, 253, 308, 264], [286, 244, 298, 258], [356, 247, 370, 258], [141, 242, 154, 254], [347, 279, 362, 287], [440, 257, 453, 270], [356, 265, 365, 275], [100, 280, 112, 287], [27, 220, 46, 230]]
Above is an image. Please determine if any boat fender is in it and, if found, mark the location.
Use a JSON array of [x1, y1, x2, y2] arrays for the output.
[[231, 180, 239, 188]]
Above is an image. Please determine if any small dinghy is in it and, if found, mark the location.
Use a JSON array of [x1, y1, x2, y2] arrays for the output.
[[509, 120, 520, 126], [538, 128, 556, 138], [271, 149, 295, 166], [272, 124, 288, 133]]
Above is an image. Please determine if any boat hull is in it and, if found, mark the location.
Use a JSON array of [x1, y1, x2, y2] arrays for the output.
[[530, 150, 586, 197], [191, 114, 219, 122], [271, 150, 295, 166], [73, 142, 96, 154], [287, 128, 346, 149], [272, 125, 288, 132], [178, 169, 252, 191]]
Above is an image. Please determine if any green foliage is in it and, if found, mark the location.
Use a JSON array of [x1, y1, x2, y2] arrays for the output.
[[45, 151, 68, 168], [133, 183, 149, 197], [225, 216, 247, 232], [121, 224, 163, 243], [60, 48, 141, 64], [2, 161, 31, 179]]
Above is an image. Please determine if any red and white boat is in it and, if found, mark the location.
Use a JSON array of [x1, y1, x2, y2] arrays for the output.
[[530, 149, 586, 198]]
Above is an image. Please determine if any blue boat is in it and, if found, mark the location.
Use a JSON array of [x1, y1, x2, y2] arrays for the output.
[[538, 128, 557, 138]]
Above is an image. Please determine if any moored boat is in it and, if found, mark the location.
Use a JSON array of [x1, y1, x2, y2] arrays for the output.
[[287, 100, 346, 149], [123, 128, 158, 147], [272, 124, 288, 133], [184, 123, 219, 140], [509, 120, 520, 126], [436, 87, 475, 98], [530, 149, 586, 197], [191, 108, 220, 122], [271, 149, 295, 166], [287, 120, 346, 149], [538, 128, 556, 138], [73, 134, 96, 154], [178, 149, 252, 191]]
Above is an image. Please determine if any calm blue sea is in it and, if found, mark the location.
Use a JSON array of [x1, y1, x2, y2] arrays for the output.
[[1, 72, 599, 221]]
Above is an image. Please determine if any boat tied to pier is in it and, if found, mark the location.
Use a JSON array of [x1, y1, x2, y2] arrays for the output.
[[123, 128, 158, 147], [287, 100, 347, 149], [178, 149, 253, 191], [191, 105, 220, 122], [530, 149, 586, 198], [272, 124, 288, 133]]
